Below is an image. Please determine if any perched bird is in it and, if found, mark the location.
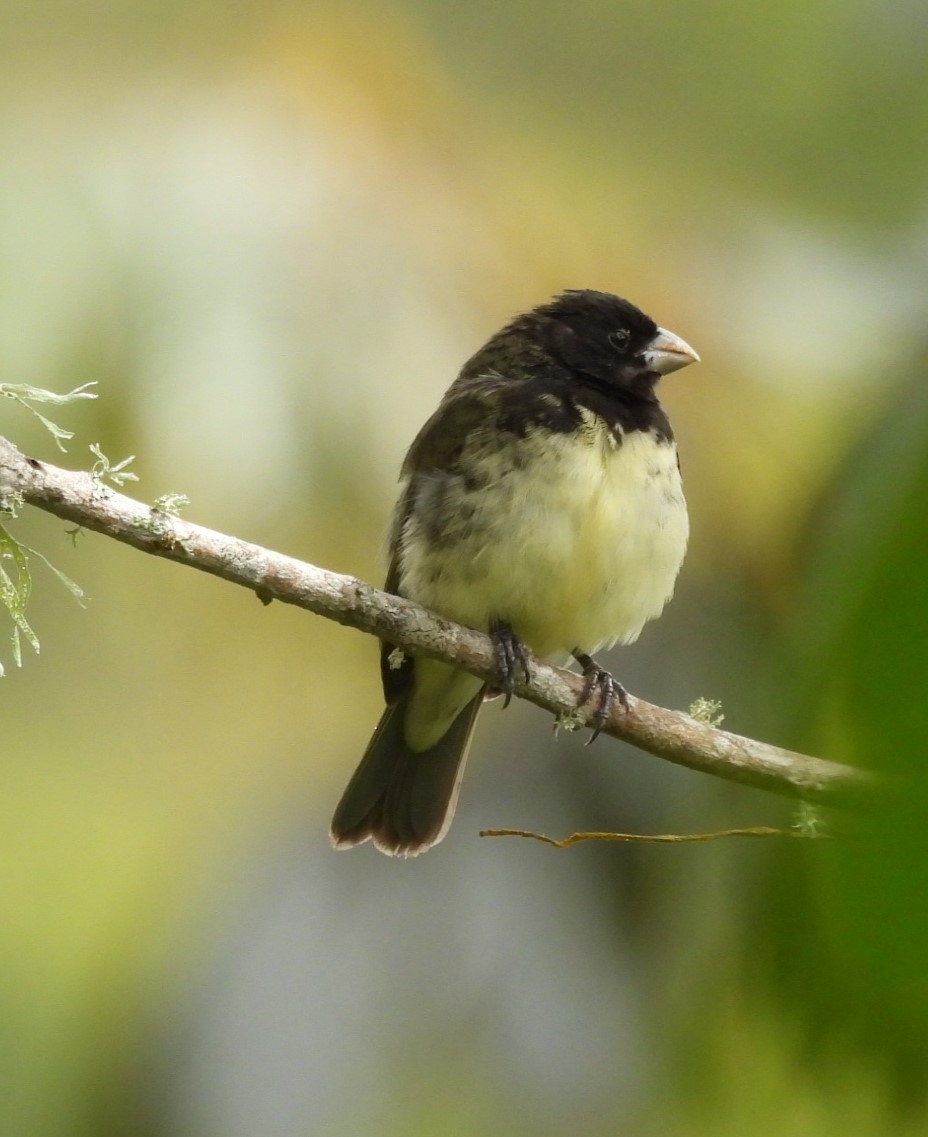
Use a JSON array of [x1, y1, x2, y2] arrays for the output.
[[331, 289, 698, 856]]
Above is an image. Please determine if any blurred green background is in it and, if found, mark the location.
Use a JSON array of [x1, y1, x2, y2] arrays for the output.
[[2, 1, 928, 1134]]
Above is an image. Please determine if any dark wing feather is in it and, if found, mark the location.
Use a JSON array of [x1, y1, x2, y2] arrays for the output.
[[378, 386, 499, 704]]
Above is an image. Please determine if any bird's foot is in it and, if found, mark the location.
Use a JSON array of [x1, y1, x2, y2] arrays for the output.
[[490, 621, 532, 708], [572, 650, 629, 743]]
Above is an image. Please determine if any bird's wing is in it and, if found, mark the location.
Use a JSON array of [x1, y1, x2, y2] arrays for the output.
[[377, 381, 503, 705]]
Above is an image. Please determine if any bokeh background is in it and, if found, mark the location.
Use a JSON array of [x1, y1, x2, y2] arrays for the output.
[[2, 2, 928, 1134]]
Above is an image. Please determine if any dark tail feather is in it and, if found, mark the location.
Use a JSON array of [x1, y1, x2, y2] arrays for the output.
[[330, 688, 484, 857]]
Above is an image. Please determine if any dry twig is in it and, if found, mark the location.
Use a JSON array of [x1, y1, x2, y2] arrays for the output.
[[479, 826, 830, 848]]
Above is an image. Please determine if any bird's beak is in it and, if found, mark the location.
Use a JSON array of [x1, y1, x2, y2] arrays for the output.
[[642, 327, 700, 375]]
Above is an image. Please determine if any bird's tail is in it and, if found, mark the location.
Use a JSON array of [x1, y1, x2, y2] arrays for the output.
[[330, 686, 484, 857]]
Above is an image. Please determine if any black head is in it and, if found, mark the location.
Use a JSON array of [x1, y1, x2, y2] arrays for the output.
[[530, 289, 698, 389]]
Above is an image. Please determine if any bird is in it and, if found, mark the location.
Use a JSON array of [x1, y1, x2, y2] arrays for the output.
[[330, 289, 699, 856]]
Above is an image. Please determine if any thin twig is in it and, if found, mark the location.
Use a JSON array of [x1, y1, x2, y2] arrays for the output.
[[480, 826, 829, 847], [0, 434, 873, 809]]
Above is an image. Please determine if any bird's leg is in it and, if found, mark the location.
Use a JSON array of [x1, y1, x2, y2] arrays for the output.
[[572, 650, 629, 743], [490, 620, 532, 708]]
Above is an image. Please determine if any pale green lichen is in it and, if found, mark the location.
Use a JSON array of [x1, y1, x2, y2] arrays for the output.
[[152, 492, 191, 516], [0, 381, 97, 452], [89, 443, 138, 493], [0, 382, 95, 671], [689, 696, 725, 727], [0, 488, 24, 518], [554, 708, 585, 733], [0, 522, 38, 673], [793, 800, 827, 838]]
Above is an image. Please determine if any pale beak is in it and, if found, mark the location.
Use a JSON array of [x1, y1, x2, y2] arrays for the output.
[[642, 327, 700, 375]]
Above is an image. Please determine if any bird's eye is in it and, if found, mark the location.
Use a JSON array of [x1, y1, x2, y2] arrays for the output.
[[609, 329, 631, 352]]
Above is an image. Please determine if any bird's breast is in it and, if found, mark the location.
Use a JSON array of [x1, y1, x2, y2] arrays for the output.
[[398, 414, 689, 656]]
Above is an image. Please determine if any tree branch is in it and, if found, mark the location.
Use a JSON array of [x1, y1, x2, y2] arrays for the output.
[[0, 434, 871, 808]]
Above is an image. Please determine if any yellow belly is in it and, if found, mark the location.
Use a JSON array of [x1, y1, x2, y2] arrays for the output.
[[399, 420, 689, 658]]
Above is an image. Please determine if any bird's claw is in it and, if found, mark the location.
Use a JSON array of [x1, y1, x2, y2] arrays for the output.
[[573, 650, 629, 743], [490, 621, 532, 708]]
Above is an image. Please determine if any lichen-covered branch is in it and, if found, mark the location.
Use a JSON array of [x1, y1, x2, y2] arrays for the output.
[[0, 434, 871, 808]]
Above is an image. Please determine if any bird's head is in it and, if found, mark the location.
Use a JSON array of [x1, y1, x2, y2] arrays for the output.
[[533, 289, 699, 390]]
